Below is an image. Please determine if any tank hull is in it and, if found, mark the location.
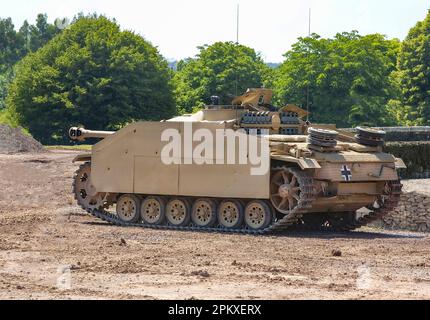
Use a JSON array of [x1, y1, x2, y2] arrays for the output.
[[90, 121, 270, 199], [74, 120, 401, 222], [69, 88, 404, 233]]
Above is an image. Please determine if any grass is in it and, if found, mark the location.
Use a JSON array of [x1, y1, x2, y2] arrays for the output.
[[46, 145, 92, 151]]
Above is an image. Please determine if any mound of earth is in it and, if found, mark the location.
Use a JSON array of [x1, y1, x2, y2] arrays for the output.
[[0, 125, 45, 154]]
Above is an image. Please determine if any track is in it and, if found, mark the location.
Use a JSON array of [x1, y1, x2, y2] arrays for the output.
[[75, 164, 316, 235], [74, 162, 402, 234], [295, 181, 403, 232]]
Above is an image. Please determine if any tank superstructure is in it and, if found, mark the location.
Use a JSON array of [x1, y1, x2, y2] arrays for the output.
[[69, 89, 405, 234]]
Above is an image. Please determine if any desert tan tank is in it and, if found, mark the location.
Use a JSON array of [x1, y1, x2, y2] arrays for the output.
[[69, 88, 406, 234]]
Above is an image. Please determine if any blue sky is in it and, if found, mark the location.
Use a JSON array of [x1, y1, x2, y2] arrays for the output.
[[1, 0, 429, 62]]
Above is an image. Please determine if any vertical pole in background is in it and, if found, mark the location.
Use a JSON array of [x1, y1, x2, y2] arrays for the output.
[[235, 3, 240, 97], [306, 8, 311, 121], [236, 3, 240, 45]]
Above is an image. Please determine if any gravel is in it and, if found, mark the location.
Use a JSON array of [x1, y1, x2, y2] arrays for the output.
[[0, 125, 45, 154]]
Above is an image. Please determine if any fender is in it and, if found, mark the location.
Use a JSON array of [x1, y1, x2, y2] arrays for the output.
[[394, 158, 407, 170], [72, 153, 92, 163], [271, 155, 321, 170]]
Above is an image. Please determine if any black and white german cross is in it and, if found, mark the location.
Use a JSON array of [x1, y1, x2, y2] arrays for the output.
[[341, 165, 352, 182]]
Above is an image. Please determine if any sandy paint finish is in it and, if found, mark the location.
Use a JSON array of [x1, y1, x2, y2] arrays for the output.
[[72, 89, 403, 212], [91, 121, 270, 199], [314, 162, 398, 182]]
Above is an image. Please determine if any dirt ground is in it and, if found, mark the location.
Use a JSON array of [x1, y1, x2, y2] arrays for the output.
[[0, 150, 429, 300]]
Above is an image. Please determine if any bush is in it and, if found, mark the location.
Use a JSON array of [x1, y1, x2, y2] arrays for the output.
[[384, 129, 430, 142], [174, 42, 268, 114], [0, 107, 18, 127], [274, 32, 400, 127], [385, 141, 430, 179], [6, 15, 176, 144]]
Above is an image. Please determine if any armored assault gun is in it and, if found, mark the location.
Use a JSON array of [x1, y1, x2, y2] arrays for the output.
[[69, 89, 405, 234]]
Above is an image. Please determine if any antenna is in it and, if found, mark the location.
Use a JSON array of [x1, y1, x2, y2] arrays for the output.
[[236, 4, 240, 44], [235, 3, 240, 123], [306, 8, 311, 121], [235, 3, 240, 97]]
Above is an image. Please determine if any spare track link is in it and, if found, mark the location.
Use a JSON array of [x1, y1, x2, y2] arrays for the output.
[[77, 166, 316, 235]]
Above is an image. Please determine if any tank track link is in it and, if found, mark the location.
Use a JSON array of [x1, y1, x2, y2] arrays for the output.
[[74, 165, 316, 235], [293, 181, 403, 232], [307, 128, 338, 148], [355, 127, 386, 147]]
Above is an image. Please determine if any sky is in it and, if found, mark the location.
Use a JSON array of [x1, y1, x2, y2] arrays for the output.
[[1, 0, 429, 62]]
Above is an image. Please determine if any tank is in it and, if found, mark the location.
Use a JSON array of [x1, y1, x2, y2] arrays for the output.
[[69, 88, 406, 234]]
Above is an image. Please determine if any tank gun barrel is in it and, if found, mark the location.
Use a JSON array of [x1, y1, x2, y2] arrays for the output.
[[69, 127, 115, 142]]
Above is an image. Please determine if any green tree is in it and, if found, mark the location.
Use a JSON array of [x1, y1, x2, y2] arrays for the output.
[[6, 15, 176, 144], [396, 10, 430, 125], [19, 20, 31, 55], [0, 18, 24, 71], [274, 32, 400, 127], [0, 69, 13, 109], [0, 15, 61, 71], [28, 14, 62, 53], [174, 42, 268, 113], [0, 15, 63, 113]]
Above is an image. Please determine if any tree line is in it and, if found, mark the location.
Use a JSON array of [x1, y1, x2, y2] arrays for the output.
[[0, 11, 430, 144], [0, 14, 64, 110]]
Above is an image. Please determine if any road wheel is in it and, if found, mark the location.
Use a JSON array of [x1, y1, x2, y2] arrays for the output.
[[141, 196, 166, 225], [244, 200, 273, 230], [191, 198, 217, 228], [116, 194, 141, 223], [166, 198, 191, 227], [218, 200, 244, 229]]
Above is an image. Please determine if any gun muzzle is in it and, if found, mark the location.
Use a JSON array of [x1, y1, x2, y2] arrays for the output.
[[69, 127, 115, 141]]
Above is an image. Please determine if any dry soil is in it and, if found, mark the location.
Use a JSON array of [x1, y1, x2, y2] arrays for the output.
[[0, 150, 429, 300]]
